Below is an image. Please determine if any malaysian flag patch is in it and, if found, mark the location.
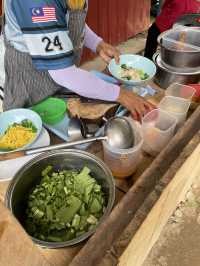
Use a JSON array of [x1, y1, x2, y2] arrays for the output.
[[30, 6, 57, 23]]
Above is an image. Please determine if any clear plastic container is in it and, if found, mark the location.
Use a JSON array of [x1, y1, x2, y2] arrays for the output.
[[142, 109, 177, 156], [160, 26, 200, 52], [103, 118, 143, 178], [158, 96, 191, 127], [165, 83, 195, 101]]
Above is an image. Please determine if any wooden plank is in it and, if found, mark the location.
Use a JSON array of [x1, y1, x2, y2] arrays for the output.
[[40, 246, 82, 266], [0, 201, 50, 266], [70, 106, 200, 266], [0, 181, 9, 202], [119, 141, 200, 266]]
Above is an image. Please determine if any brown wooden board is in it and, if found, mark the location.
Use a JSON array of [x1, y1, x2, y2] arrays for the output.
[[0, 201, 51, 266]]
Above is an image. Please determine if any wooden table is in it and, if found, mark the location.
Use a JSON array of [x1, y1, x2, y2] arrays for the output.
[[0, 83, 167, 266]]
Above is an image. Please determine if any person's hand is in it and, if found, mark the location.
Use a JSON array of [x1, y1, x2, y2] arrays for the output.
[[117, 88, 155, 121], [96, 41, 120, 64]]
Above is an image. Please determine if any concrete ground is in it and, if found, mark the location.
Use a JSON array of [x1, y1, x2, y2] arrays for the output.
[[143, 168, 200, 266]]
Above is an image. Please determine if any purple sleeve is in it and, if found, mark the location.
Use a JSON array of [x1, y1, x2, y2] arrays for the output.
[[84, 24, 103, 53], [48, 66, 120, 101]]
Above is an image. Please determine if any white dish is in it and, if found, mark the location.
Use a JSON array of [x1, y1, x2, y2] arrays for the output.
[[0, 108, 43, 153], [0, 127, 50, 182]]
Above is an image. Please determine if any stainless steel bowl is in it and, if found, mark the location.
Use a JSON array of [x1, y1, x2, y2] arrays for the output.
[[153, 53, 200, 89], [157, 27, 200, 69], [5, 149, 115, 248]]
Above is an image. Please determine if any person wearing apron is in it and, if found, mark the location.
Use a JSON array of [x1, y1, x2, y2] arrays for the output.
[[4, 0, 154, 120]]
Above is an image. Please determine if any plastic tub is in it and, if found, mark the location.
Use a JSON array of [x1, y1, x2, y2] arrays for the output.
[[103, 118, 143, 178], [142, 109, 177, 156], [165, 83, 196, 101], [31, 97, 67, 125], [158, 96, 191, 127]]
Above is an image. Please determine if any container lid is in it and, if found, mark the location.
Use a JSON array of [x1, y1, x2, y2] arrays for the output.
[[165, 83, 196, 100], [31, 97, 67, 124], [158, 26, 200, 52]]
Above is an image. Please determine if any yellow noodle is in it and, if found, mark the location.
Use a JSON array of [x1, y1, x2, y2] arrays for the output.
[[0, 125, 36, 150]]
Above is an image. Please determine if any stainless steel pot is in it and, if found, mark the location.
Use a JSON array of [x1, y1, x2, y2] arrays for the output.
[[5, 149, 115, 248], [153, 53, 200, 89], [157, 27, 200, 69]]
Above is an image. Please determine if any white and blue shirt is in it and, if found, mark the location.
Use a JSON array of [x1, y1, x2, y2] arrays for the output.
[[5, 0, 74, 70]]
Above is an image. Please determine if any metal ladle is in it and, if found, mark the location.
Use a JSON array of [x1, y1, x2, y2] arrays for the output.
[[67, 108, 130, 142], [0, 117, 135, 161]]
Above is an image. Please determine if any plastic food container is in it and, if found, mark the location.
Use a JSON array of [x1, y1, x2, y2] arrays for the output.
[[158, 96, 191, 127], [142, 109, 177, 156], [165, 83, 195, 101], [31, 97, 67, 125], [103, 118, 143, 178]]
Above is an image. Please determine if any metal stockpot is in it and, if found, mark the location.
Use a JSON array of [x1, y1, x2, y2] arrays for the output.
[[157, 27, 200, 69], [153, 53, 200, 89], [5, 149, 115, 248]]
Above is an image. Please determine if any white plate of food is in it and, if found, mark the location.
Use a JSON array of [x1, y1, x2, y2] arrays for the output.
[[0, 108, 42, 153], [108, 54, 157, 86]]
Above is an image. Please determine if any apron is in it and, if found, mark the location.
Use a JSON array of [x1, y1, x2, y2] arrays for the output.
[[68, 1, 88, 66], [3, 1, 88, 111]]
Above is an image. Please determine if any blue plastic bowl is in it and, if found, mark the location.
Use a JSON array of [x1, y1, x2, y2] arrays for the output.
[[108, 54, 157, 86], [0, 109, 42, 153]]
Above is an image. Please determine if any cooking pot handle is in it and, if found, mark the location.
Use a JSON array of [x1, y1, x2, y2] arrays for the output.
[[152, 52, 159, 63]]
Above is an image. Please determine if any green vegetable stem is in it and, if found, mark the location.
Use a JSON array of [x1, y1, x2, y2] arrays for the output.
[[25, 166, 106, 242]]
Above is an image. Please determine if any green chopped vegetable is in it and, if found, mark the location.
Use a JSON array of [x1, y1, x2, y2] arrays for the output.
[[122, 75, 132, 80], [120, 64, 149, 81], [25, 166, 106, 242], [21, 119, 38, 133], [121, 64, 129, 70]]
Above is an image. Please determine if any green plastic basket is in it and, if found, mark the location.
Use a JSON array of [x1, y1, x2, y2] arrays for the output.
[[31, 97, 67, 125]]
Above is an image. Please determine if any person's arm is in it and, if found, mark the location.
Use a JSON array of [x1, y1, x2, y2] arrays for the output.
[[84, 24, 120, 63], [49, 66, 120, 101], [48, 66, 155, 120], [84, 24, 102, 53]]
